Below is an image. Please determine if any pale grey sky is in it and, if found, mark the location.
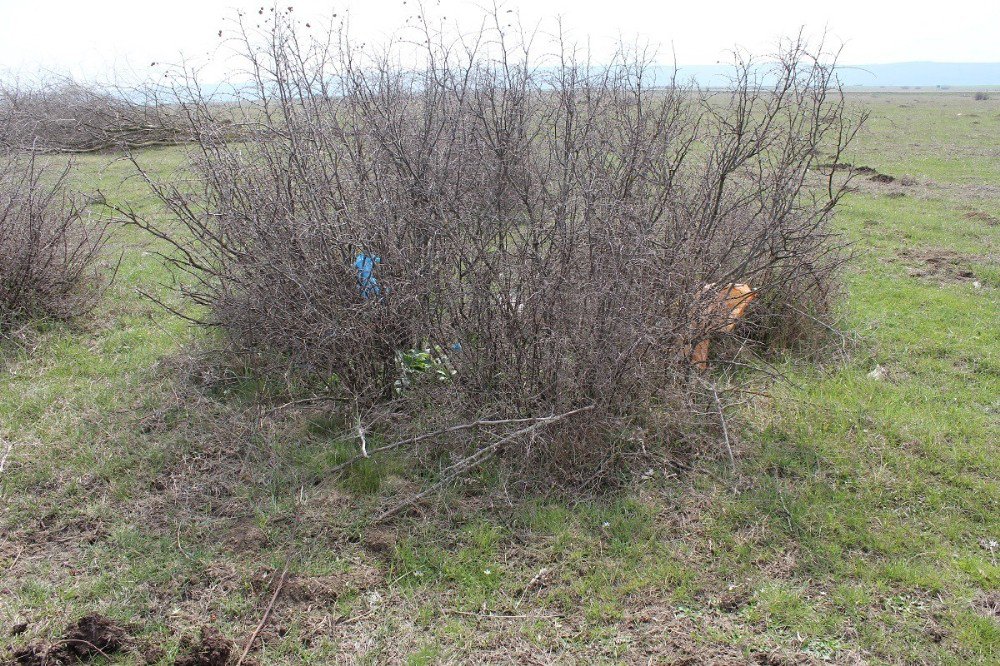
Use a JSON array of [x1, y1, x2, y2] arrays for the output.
[[1, 0, 998, 82]]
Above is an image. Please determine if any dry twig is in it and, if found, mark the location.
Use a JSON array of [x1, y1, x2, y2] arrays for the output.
[[236, 556, 290, 665], [372, 406, 594, 523], [709, 382, 736, 472], [0, 438, 12, 474]]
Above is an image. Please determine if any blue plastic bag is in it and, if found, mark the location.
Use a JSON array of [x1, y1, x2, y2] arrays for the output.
[[355, 253, 381, 299]]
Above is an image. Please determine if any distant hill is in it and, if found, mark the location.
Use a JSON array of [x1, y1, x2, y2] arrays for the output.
[[176, 62, 1000, 102], [665, 62, 1000, 88]]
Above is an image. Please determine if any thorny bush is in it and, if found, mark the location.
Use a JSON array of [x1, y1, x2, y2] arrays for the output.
[[0, 151, 110, 331], [123, 11, 865, 486]]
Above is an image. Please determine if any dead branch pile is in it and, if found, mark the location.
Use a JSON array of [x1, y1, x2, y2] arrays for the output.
[[0, 79, 190, 153]]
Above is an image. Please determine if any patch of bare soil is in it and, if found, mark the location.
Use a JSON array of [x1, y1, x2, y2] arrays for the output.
[[924, 618, 949, 644], [6, 644, 48, 666], [8, 614, 130, 665], [224, 523, 270, 551], [964, 210, 1000, 226], [897, 248, 981, 283], [818, 163, 916, 188], [174, 626, 236, 666], [975, 591, 1000, 619], [0, 503, 111, 580], [361, 526, 398, 560], [255, 565, 384, 647], [750, 652, 819, 666], [616, 596, 824, 665], [281, 566, 382, 606], [864, 169, 919, 186], [715, 587, 751, 612], [59, 614, 129, 662], [842, 166, 924, 198]]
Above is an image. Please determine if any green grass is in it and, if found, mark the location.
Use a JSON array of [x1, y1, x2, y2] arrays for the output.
[[1, 90, 997, 664]]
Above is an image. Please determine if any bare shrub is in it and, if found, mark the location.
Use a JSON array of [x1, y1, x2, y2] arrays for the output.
[[123, 11, 864, 486], [974, 91, 990, 101], [0, 77, 190, 153], [0, 151, 110, 330]]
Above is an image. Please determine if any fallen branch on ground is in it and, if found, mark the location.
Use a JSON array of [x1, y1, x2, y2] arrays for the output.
[[235, 560, 289, 666], [708, 381, 736, 472], [329, 414, 572, 475], [0, 439, 12, 474], [372, 405, 595, 524]]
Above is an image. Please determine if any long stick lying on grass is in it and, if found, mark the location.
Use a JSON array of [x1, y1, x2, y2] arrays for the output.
[[236, 557, 290, 666], [0, 439, 12, 474], [329, 414, 570, 475], [372, 405, 595, 524], [236, 484, 304, 665], [708, 382, 736, 472]]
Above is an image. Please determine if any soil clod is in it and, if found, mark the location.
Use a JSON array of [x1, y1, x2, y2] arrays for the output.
[[9, 644, 47, 666], [175, 626, 235, 666], [899, 248, 981, 283], [964, 210, 999, 226], [58, 613, 129, 662], [7, 614, 129, 665], [975, 591, 1000, 618], [716, 589, 749, 612]]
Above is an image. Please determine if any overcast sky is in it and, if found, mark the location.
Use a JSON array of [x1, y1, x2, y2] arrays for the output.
[[2, 0, 999, 82]]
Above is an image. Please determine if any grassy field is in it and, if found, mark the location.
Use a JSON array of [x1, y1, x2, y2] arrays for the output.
[[1, 90, 998, 664]]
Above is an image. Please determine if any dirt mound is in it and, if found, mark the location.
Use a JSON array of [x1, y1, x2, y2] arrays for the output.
[[753, 651, 817, 665], [59, 614, 129, 662], [964, 210, 999, 226], [9, 644, 48, 666], [714, 588, 750, 612], [975, 591, 1000, 618], [362, 527, 397, 559], [817, 163, 908, 188], [282, 575, 351, 604], [849, 165, 906, 186], [175, 626, 235, 666], [816, 161, 852, 171], [281, 566, 382, 605], [898, 248, 979, 283], [8, 614, 130, 665]]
